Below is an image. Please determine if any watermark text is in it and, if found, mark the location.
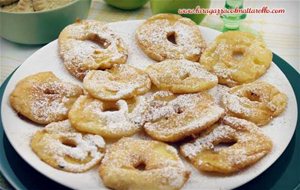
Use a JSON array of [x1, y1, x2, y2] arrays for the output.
[[178, 6, 285, 15]]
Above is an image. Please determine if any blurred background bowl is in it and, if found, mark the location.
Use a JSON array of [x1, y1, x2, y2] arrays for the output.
[[0, 0, 91, 45]]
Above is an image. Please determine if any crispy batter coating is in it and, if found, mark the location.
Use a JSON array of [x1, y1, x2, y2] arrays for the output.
[[68, 95, 140, 139], [146, 59, 217, 93], [200, 31, 272, 87], [84, 64, 151, 101], [136, 14, 206, 62], [59, 20, 128, 80], [141, 91, 224, 142], [222, 81, 287, 126], [180, 116, 272, 174], [10, 72, 83, 124], [31, 120, 105, 172], [99, 137, 190, 190]]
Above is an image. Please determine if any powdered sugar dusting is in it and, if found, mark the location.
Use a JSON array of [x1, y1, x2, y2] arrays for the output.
[[144, 104, 224, 139], [221, 81, 288, 125], [94, 100, 135, 133], [2, 21, 295, 190], [132, 91, 224, 127], [181, 124, 235, 159], [30, 80, 82, 122], [33, 120, 105, 172], [59, 20, 128, 79], [146, 59, 217, 92], [100, 138, 189, 189], [180, 116, 272, 172], [136, 16, 206, 61], [178, 60, 217, 82], [31, 97, 68, 120], [222, 93, 255, 115], [83, 64, 151, 100], [69, 95, 140, 137]]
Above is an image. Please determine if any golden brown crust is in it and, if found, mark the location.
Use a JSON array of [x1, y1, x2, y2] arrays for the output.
[[200, 31, 272, 87], [58, 20, 128, 80], [99, 137, 190, 190], [68, 95, 140, 139], [222, 81, 288, 126], [140, 91, 225, 142], [31, 120, 105, 173], [180, 116, 273, 174], [83, 64, 151, 101], [10, 72, 83, 125], [146, 59, 217, 93], [136, 14, 206, 62]]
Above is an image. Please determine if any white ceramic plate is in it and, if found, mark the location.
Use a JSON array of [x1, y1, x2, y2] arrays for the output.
[[1, 21, 298, 190]]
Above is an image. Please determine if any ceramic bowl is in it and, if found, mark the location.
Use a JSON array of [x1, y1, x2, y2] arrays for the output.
[[0, 0, 91, 44]]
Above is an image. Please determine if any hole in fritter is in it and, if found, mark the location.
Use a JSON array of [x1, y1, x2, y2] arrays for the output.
[[167, 31, 177, 45], [61, 138, 77, 148], [232, 50, 244, 61], [102, 102, 120, 112], [213, 140, 237, 152], [87, 33, 111, 50], [134, 161, 146, 171]]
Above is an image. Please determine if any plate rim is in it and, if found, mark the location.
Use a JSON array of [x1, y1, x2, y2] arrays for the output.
[[0, 21, 299, 190]]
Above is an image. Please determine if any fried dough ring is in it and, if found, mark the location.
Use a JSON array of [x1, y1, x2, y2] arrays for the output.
[[68, 95, 140, 139], [59, 20, 128, 80], [31, 120, 105, 173], [222, 81, 287, 126], [10, 72, 83, 125], [99, 137, 190, 190], [146, 59, 217, 93], [83, 64, 151, 101], [180, 116, 272, 174], [200, 31, 272, 87], [138, 91, 224, 142], [136, 14, 206, 62]]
